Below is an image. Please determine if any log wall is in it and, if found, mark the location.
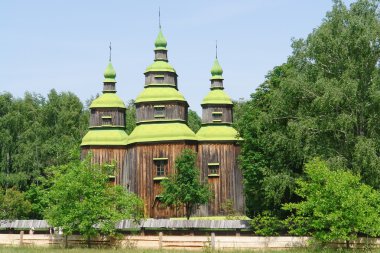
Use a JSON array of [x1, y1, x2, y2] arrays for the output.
[[136, 102, 188, 122], [202, 105, 233, 124], [123, 141, 198, 218], [90, 108, 126, 127], [197, 143, 244, 216], [81, 146, 127, 185], [145, 72, 177, 86]]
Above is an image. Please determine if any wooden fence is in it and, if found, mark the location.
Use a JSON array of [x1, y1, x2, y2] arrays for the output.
[[0, 220, 379, 250]]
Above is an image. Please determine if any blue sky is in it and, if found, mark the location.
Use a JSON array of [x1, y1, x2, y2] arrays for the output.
[[1, 0, 355, 114]]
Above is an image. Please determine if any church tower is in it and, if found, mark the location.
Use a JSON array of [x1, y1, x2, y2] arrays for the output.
[[124, 28, 197, 218], [81, 59, 128, 184], [196, 54, 244, 215]]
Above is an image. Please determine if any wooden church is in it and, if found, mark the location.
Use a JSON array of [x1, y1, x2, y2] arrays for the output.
[[81, 27, 244, 218]]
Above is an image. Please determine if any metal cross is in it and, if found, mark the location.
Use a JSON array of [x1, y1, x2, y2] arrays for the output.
[[109, 42, 112, 62]]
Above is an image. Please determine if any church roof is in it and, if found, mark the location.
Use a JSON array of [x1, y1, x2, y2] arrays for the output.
[[81, 128, 128, 146], [127, 122, 196, 144], [145, 61, 176, 73], [196, 125, 241, 142], [135, 87, 186, 103], [201, 89, 233, 105], [89, 93, 126, 108]]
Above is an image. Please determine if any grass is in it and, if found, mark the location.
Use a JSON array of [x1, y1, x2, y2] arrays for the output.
[[0, 247, 377, 253]]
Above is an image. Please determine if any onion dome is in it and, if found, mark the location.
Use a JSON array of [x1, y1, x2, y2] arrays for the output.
[[103, 62, 116, 83], [210, 58, 223, 80], [155, 29, 167, 50]]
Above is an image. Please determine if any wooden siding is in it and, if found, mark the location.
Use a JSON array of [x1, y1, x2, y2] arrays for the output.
[[211, 80, 223, 89], [81, 146, 127, 186], [154, 50, 168, 61], [145, 72, 177, 86], [124, 142, 198, 218], [197, 143, 244, 216], [136, 102, 188, 122], [202, 105, 233, 124], [103, 83, 116, 91], [90, 108, 126, 127]]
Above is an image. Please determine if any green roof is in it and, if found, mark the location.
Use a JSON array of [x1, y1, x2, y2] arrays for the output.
[[145, 61, 176, 73], [201, 89, 233, 105], [103, 62, 116, 83], [210, 58, 223, 80], [127, 122, 196, 144], [135, 87, 186, 103], [196, 125, 241, 141], [155, 29, 167, 50], [90, 93, 126, 109], [81, 128, 128, 146]]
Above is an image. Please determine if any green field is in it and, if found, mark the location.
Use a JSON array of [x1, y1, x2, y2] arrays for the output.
[[0, 247, 375, 253]]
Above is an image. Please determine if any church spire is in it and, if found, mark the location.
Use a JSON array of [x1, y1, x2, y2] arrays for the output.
[[210, 44, 224, 89]]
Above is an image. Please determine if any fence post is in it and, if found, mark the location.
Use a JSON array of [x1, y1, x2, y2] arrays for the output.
[[19, 231, 24, 246], [158, 231, 163, 249], [211, 232, 215, 250]]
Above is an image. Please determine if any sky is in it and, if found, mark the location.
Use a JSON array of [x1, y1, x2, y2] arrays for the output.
[[0, 0, 356, 114]]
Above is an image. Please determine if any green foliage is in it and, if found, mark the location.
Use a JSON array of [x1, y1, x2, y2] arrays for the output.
[[0, 188, 31, 220], [250, 211, 284, 236], [125, 99, 136, 134], [283, 159, 380, 243], [160, 149, 211, 219], [236, 0, 380, 215], [0, 90, 88, 190], [45, 158, 144, 247], [188, 109, 202, 133]]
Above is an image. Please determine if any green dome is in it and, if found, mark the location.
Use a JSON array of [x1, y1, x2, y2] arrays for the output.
[[145, 61, 176, 73], [103, 62, 116, 83], [90, 93, 126, 109], [81, 128, 128, 146], [127, 122, 196, 144], [135, 87, 186, 103], [201, 89, 233, 105], [155, 29, 167, 50], [196, 125, 241, 141], [210, 58, 223, 80]]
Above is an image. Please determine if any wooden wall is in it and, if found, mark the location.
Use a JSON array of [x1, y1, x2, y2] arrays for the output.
[[136, 102, 188, 122], [81, 146, 127, 185], [90, 108, 125, 127], [202, 105, 233, 124], [197, 143, 244, 216], [123, 141, 198, 218], [145, 72, 177, 86]]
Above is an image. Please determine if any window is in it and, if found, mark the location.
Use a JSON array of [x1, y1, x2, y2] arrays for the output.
[[212, 112, 223, 122], [101, 116, 112, 126], [153, 158, 168, 177], [208, 163, 220, 177], [154, 105, 166, 118], [154, 75, 165, 83]]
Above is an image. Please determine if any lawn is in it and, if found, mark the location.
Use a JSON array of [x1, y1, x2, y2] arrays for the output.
[[0, 247, 376, 253]]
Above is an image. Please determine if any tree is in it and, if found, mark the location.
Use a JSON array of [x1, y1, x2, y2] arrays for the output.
[[283, 159, 380, 247], [236, 0, 380, 216], [160, 149, 211, 219], [0, 188, 31, 220], [188, 109, 202, 133], [45, 158, 144, 247], [125, 99, 136, 134]]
